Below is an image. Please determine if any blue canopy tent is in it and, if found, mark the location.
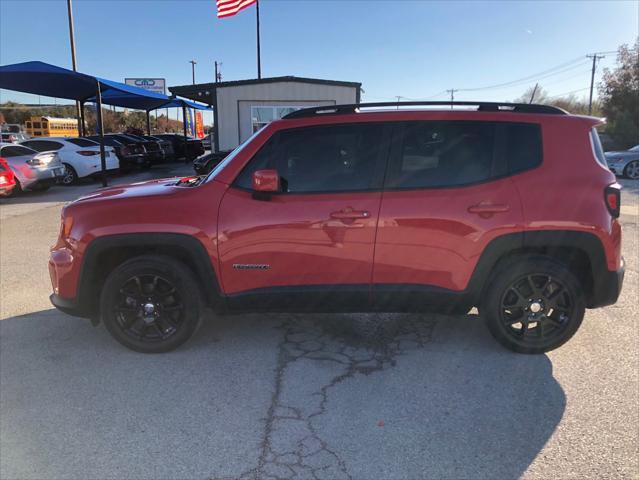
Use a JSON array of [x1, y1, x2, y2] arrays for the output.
[[0, 61, 181, 185]]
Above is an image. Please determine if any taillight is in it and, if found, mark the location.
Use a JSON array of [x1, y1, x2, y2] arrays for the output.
[[605, 183, 621, 218], [0, 174, 11, 186], [77, 150, 99, 156]]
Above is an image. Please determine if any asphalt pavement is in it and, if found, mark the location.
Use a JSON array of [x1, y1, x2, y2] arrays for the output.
[[1, 169, 637, 480]]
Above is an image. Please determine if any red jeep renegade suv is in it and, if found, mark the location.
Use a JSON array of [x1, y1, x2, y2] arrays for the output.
[[49, 102, 624, 354]]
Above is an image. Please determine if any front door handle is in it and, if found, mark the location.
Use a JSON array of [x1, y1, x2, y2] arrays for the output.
[[330, 208, 371, 220], [467, 203, 510, 214]]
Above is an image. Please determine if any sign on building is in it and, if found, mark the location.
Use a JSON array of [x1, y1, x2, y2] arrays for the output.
[[124, 78, 166, 95]]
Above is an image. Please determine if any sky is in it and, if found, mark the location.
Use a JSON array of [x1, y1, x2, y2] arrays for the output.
[[1, 0, 638, 125]]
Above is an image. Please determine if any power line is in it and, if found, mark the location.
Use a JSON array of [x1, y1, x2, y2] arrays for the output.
[[547, 87, 590, 100], [459, 59, 590, 92]]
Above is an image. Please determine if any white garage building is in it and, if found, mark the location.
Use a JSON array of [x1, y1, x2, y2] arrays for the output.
[[170, 76, 361, 152]]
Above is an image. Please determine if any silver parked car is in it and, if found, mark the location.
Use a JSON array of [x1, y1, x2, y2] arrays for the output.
[[606, 145, 639, 179], [0, 143, 65, 194]]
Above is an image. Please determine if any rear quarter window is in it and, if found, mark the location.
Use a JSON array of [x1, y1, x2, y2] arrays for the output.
[[505, 123, 542, 174]]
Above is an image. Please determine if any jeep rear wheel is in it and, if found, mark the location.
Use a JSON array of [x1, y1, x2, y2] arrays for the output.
[[481, 256, 585, 354], [100, 255, 202, 353]]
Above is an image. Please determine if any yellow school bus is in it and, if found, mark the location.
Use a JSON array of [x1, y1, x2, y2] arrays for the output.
[[25, 116, 78, 137]]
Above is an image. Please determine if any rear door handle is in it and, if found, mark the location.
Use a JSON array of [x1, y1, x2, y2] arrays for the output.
[[467, 203, 510, 214], [330, 209, 371, 220]]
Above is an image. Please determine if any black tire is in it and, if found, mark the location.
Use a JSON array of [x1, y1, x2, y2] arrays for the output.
[[480, 255, 585, 354], [100, 255, 202, 353], [61, 163, 78, 185]]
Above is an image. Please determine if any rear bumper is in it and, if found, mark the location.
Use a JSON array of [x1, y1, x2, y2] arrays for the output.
[[589, 257, 625, 308]]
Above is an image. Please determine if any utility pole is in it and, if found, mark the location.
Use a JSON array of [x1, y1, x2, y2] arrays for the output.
[[256, 0, 262, 79], [214, 61, 222, 83], [587, 53, 605, 115], [66, 0, 82, 135], [529, 83, 539, 104], [446, 89, 457, 109], [189, 60, 197, 85]]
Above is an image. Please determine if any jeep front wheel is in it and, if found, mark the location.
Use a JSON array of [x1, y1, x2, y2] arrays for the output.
[[100, 255, 202, 353], [481, 256, 585, 354]]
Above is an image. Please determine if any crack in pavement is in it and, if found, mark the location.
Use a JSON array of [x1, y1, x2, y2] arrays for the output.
[[215, 313, 438, 480]]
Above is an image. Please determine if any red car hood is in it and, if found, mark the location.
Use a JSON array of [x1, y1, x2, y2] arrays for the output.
[[72, 177, 186, 204]]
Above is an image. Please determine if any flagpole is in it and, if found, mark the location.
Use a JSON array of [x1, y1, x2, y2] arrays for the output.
[[256, 0, 261, 79]]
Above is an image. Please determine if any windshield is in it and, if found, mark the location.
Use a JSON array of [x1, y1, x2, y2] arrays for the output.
[[205, 130, 262, 183]]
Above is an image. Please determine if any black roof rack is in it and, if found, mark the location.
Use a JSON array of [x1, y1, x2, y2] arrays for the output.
[[283, 101, 567, 119]]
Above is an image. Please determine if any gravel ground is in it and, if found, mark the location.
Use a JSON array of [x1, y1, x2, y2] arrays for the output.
[[1, 169, 637, 480]]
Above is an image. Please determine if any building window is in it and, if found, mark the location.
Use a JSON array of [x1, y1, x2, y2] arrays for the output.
[[251, 106, 307, 133]]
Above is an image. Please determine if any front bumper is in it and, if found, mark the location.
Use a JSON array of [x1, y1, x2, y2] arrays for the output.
[[589, 257, 625, 308], [608, 164, 621, 175]]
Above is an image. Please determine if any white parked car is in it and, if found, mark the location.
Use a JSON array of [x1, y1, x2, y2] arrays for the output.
[[0, 142, 65, 194], [20, 137, 118, 185]]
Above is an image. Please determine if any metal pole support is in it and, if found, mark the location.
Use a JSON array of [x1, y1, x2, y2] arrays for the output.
[[95, 81, 107, 187], [182, 105, 189, 163]]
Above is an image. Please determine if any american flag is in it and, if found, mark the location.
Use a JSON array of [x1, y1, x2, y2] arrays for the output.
[[216, 0, 257, 18]]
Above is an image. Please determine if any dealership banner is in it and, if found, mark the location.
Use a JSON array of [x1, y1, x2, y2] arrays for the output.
[[195, 111, 205, 139], [185, 108, 195, 137], [124, 78, 166, 95]]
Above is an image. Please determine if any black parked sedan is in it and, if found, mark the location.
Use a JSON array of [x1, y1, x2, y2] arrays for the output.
[[143, 136, 175, 162], [118, 134, 165, 164], [86, 135, 150, 171], [193, 151, 230, 175], [154, 134, 204, 161]]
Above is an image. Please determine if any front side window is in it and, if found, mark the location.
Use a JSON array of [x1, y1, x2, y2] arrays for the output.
[[235, 123, 388, 193]]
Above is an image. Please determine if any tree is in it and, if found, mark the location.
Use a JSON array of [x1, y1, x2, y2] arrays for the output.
[[598, 39, 639, 149]]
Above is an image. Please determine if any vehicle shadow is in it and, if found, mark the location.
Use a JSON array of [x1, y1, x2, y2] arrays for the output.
[[0, 309, 564, 480]]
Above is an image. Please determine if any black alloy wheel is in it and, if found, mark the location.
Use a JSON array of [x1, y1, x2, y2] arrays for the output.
[[115, 274, 184, 343], [482, 256, 585, 354], [100, 255, 202, 353], [500, 274, 574, 343]]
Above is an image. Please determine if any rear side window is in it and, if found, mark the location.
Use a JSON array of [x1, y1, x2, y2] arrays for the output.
[[386, 121, 498, 189], [21, 140, 63, 152], [0, 146, 36, 157], [504, 123, 542, 174], [590, 128, 607, 167], [66, 138, 98, 147], [235, 124, 390, 193]]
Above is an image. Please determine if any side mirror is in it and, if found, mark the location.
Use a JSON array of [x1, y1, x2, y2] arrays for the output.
[[252, 169, 280, 200]]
